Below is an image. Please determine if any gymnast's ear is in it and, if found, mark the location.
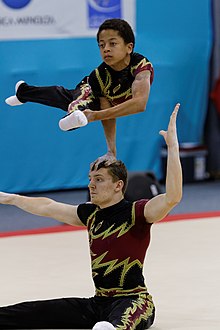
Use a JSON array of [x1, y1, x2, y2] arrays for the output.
[[115, 180, 124, 192]]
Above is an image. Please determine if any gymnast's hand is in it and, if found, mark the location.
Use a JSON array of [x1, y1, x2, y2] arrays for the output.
[[83, 109, 97, 122], [159, 103, 180, 148]]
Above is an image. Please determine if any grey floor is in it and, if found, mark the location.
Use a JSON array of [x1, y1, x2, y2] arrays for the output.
[[0, 215, 220, 329], [0, 179, 220, 329], [0, 179, 219, 232]]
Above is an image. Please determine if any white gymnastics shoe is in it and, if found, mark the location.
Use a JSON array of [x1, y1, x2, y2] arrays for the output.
[[59, 110, 88, 131], [5, 80, 25, 106], [92, 321, 115, 330]]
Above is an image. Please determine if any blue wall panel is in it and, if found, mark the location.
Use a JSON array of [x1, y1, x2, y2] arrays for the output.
[[0, 0, 213, 192], [0, 38, 104, 192], [131, 0, 213, 177]]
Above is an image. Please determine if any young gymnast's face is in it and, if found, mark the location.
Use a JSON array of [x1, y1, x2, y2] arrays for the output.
[[98, 29, 133, 71]]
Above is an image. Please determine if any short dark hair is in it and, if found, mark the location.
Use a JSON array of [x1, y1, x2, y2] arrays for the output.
[[91, 160, 128, 194], [97, 18, 135, 48]]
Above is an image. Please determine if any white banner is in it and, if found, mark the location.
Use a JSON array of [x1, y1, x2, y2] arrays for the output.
[[0, 0, 136, 40]]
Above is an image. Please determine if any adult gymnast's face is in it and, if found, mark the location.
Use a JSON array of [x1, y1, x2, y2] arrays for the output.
[[88, 167, 124, 209]]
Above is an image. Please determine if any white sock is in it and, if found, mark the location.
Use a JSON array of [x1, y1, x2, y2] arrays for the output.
[[58, 110, 88, 131], [5, 80, 25, 106], [5, 95, 23, 106], [15, 80, 25, 92], [92, 321, 115, 330]]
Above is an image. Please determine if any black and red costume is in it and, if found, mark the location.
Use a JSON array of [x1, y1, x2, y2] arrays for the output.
[[15, 53, 154, 116], [0, 199, 155, 329]]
